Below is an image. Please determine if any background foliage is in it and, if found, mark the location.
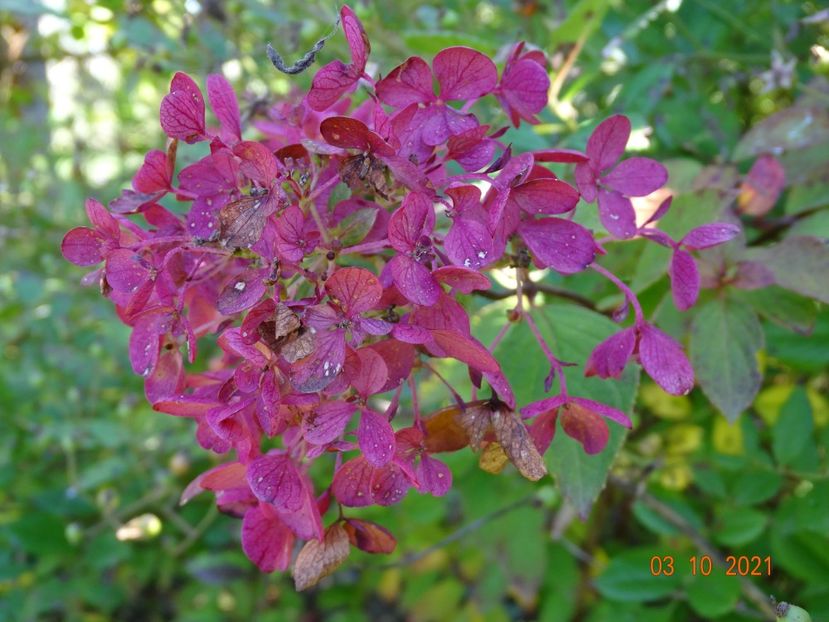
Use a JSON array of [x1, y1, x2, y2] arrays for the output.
[[1, 0, 828, 620]]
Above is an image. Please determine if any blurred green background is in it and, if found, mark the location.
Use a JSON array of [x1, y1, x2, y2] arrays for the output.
[[2, 1, 829, 621]]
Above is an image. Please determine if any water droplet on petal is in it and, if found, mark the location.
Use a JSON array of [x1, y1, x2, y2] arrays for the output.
[[234, 281, 246, 291]]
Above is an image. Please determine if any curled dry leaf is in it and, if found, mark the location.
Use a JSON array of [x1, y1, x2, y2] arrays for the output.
[[293, 522, 351, 591]]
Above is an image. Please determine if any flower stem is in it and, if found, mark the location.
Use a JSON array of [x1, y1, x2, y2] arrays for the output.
[[591, 263, 644, 325]]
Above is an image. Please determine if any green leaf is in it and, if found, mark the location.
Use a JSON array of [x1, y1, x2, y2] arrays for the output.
[[750, 236, 829, 304], [690, 298, 763, 422], [402, 31, 497, 56], [685, 570, 741, 618], [786, 182, 829, 215], [713, 506, 767, 546], [737, 287, 818, 335], [594, 548, 682, 602], [728, 468, 783, 506], [773, 388, 818, 471], [552, 0, 611, 43], [333, 207, 377, 247], [478, 303, 639, 518]]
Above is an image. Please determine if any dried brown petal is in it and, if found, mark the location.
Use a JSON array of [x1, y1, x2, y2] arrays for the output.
[[274, 303, 301, 341], [423, 404, 476, 453], [459, 402, 494, 450], [219, 194, 277, 249], [293, 522, 350, 591], [490, 407, 547, 481], [280, 330, 315, 363]]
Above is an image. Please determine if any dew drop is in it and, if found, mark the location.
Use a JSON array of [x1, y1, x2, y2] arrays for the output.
[[477, 250, 487, 259], [234, 281, 246, 291], [610, 213, 620, 220], [463, 258, 471, 268], [207, 221, 214, 228]]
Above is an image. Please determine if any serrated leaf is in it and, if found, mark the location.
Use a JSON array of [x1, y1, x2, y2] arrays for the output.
[[750, 236, 829, 304], [690, 298, 763, 422]]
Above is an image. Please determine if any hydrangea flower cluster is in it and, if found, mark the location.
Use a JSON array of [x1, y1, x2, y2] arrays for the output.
[[62, 6, 738, 588]]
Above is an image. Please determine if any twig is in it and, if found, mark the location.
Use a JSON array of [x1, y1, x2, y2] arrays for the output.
[[474, 282, 601, 313]]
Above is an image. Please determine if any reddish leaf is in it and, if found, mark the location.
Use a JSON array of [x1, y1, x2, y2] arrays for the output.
[[430, 329, 499, 372], [217, 270, 267, 315], [509, 178, 579, 215], [738, 154, 785, 216]]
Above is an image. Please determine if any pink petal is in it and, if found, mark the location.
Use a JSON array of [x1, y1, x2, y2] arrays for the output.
[[326, 266, 383, 315], [681, 222, 741, 250], [129, 311, 168, 377], [391, 323, 433, 344], [738, 154, 785, 216], [61, 227, 104, 266], [290, 329, 346, 393], [420, 105, 477, 146], [217, 270, 267, 315], [207, 73, 242, 144], [389, 255, 440, 307], [144, 345, 184, 403], [597, 188, 637, 239], [518, 217, 597, 273], [560, 403, 610, 455], [370, 462, 411, 506], [320, 116, 394, 156], [376, 56, 434, 107], [133, 149, 172, 194], [341, 4, 369, 71], [638, 323, 694, 396], [533, 148, 589, 164], [433, 46, 498, 101], [307, 60, 359, 111], [584, 327, 636, 379], [358, 409, 396, 466], [234, 141, 279, 185], [241, 503, 295, 573], [332, 457, 374, 507], [497, 57, 549, 126], [520, 395, 566, 418], [669, 249, 700, 311], [388, 192, 435, 252], [509, 178, 579, 215], [350, 348, 389, 398], [159, 72, 206, 143], [303, 401, 356, 445], [429, 329, 499, 372], [444, 218, 492, 269], [586, 114, 630, 171], [574, 162, 597, 202], [529, 410, 557, 455], [433, 266, 491, 293], [105, 249, 149, 293], [275, 205, 310, 262], [246, 453, 305, 513], [567, 397, 632, 428], [415, 454, 452, 496], [601, 157, 668, 197]]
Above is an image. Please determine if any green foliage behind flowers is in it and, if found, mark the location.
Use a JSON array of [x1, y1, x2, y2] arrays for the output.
[[2, 0, 828, 620]]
